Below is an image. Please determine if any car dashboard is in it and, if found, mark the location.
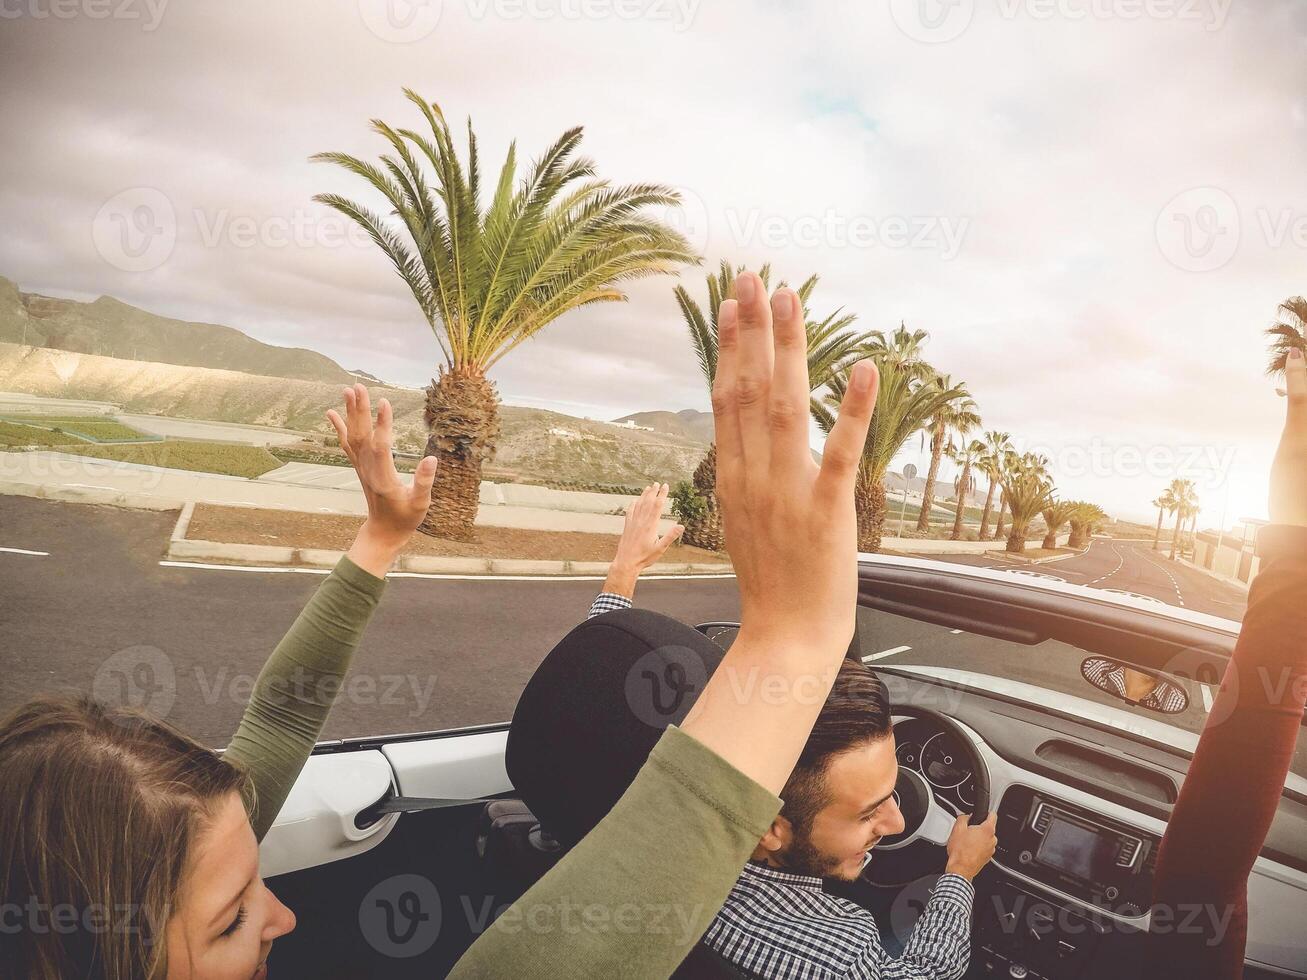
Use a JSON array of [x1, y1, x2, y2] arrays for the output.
[[869, 670, 1307, 979]]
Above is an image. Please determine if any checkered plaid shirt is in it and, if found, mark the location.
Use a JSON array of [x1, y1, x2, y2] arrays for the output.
[[587, 591, 634, 619], [586, 591, 974, 979], [1082, 659, 1189, 713], [704, 863, 974, 980]]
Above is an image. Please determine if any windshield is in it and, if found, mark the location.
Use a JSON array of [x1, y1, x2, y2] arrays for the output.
[[855, 603, 1307, 784]]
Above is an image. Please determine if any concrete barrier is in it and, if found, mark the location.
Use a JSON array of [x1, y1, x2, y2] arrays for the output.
[[879, 532, 1070, 555], [159, 530, 733, 578], [0, 478, 183, 511], [401, 555, 492, 575], [479, 480, 670, 517], [167, 538, 297, 564], [296, 548, 347, 569]]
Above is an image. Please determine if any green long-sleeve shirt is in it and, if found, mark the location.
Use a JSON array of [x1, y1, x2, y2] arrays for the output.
[[449, 724, 783, 979], [221, 556, 784, 978], [224, 556, 386, 840]]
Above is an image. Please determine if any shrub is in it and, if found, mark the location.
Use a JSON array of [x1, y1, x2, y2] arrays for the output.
[[669, 480, 707, 526]]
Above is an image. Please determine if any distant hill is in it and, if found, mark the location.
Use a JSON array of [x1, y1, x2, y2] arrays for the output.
[[0, 343, 708, 487], [0, 275, 359, 385], [615, 408, 714, 443]]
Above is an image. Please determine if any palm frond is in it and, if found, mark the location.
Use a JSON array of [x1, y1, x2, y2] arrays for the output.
[[313, 92, 698, 374], [1266, 296, 1307, 375]]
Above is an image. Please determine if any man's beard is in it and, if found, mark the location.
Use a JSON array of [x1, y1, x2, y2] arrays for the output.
[[777, 827, 865, 882]]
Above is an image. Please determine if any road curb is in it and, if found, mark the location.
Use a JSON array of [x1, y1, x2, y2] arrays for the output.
[[162, 533, 734, 578], [0, 478, 184, 511]]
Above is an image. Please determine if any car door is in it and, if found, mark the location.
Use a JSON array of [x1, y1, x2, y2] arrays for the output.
[[262, 726, 513, 978]]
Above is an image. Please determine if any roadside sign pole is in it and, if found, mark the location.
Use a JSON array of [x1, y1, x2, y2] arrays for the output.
[[898, 462, 918, 536]]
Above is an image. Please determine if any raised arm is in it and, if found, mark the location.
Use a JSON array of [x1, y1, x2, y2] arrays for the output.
[[679, 273, 878, 793], [225, 385, 437, 839], [1148, 350, 1307, 974], [587, 482, 683, 618], [449, 273, 878, 979]]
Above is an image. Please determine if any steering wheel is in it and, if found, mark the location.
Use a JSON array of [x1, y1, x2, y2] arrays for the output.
[[876, 705, 990, 855]]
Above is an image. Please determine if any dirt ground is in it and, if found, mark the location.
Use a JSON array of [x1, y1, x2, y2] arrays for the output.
[[187, 504, 728, 563]]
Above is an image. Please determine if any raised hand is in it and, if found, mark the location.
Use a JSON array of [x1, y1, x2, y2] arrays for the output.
[[604, 483, 685, 599], [681, 270, 879, 794], [712, 271, 879, 656], [327, 384, 438, 575], [1271, 349, 1307, 528]]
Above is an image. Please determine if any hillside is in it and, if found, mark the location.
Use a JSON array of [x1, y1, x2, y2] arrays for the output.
[[0, 343, 707, 486], [0, 275, 358, 384], [615, 408, 714, 443]]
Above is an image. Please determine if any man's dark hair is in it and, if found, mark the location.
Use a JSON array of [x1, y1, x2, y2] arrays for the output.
[[779, 658, 892, 834]]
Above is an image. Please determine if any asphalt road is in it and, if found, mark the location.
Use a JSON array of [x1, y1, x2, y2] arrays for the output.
[[0, 497, 1250, 749], [929, 537, 1249, 621], [0, 495, 739, 745]]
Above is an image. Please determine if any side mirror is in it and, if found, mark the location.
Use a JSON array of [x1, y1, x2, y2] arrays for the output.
[[1080, 656, 1189, 715]]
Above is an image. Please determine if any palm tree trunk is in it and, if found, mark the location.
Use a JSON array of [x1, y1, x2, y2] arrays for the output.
[[1006, 521, 1027, 554], [683, 445, 724, 551], [951, 462, 971, 540], [1153, 508, 1164, 550], [417, 367, 502, 541], [1169, 512, 1182, 560], [1042, 529, 1058, 549], [856, 473, 886, 554], [916, 426, 944, 532], [994, 490, 1008, 541], [978, 480, 996, 539]]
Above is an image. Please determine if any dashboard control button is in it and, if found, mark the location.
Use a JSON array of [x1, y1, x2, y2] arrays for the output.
[[1104, 886, 1119, 901], [1019, 850, 1033, 864], [1009, 965, 1029, 979]]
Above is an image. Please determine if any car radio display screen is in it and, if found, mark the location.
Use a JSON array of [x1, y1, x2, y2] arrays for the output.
[[1036, 815, 1117, 881]]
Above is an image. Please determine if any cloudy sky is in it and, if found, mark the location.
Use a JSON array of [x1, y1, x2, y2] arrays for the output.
[[2, 0, 1305, 525]]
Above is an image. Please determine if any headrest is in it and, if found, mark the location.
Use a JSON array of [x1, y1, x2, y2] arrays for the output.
[[506, 608, 726, 849]]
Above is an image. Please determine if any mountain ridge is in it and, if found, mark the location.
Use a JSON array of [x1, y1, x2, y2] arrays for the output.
[[0, 275, 360, 385]]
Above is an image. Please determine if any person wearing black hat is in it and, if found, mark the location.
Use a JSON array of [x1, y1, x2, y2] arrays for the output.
[[450, 272, 880, 979]]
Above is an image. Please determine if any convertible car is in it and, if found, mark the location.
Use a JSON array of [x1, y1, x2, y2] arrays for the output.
[[258, 552, 1307, 979]]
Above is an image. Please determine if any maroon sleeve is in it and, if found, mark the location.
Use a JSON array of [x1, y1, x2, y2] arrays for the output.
[[1148, 530, 1307, 977]]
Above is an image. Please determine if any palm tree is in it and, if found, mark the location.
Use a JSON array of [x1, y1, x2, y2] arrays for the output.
[[992, 448, 1019, 541], [1040, 499, 1078, 550], [1166, 478, 1198, 560], [1151, 491, 1175, 551], [674, 261, 866, 549], [864, 322, 932, 376], [313, 90, 698, 539], [1266, 296, 1307, 374], [976, 431, 1012, 539], [814, 358, 966, 553], [916, 377, 981, 532], [1002, 453, 1053, 554], [1067, 502, 1109, 548], [947, 439, 985, 540]]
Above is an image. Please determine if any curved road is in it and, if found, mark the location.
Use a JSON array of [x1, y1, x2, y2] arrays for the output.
[[0, 497, 1248, 745], [933, 537, 1248, 620]]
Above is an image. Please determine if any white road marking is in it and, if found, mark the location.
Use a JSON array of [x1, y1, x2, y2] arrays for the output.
[[950, 629, 964, 634], [1129, 545, 1187, 607], [157, 560, 736, 583], [862, 645, 912, 663], [1086, 541, 1127, 586], [0, 546, 48, 556], [1200, 685, 1214, 713]]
